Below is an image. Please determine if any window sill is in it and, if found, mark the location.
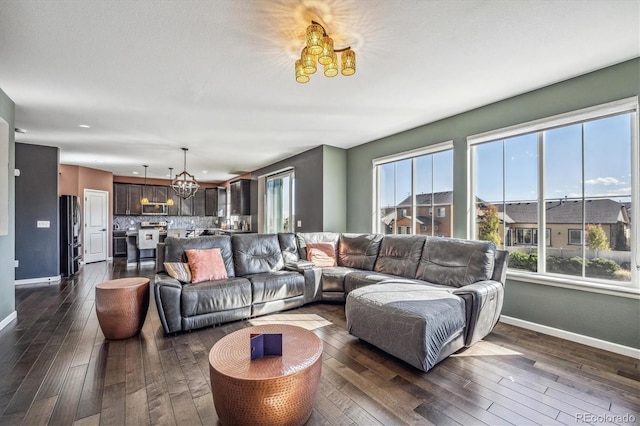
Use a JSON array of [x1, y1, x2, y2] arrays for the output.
[[506, 271, 640, 299]]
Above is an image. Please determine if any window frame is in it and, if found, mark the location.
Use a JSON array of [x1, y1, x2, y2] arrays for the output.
[[467, 97, 639, 292], [372, 140, 454, 235]]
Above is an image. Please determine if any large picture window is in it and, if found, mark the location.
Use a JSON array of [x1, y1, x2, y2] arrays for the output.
[[469, 98, 638, 288], [374, 142, 453, 236], [264, 169, 294, 234]]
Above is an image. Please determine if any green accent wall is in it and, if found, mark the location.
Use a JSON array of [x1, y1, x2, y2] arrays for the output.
[[323, 145, 347, 232], [346, 58, 640, 348], [251, 144, 346, 232], [0, 88, 16, 325]]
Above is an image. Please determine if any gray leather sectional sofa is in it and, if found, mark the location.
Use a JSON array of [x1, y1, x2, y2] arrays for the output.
[[154, 232, 508, 372]]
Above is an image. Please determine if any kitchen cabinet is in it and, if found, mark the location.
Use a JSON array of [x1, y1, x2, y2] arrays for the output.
[[113, 183, 142, 215], [192, 189, 206, 216], [167, 189, 180, 216], [205, 187, 227, 216], [143, 185, 169, 204], [230, 179, 251, 216], [113, 230, 127, 257]]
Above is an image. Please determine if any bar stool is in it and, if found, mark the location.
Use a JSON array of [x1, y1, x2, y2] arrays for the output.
[[137, 229, 159, 266]]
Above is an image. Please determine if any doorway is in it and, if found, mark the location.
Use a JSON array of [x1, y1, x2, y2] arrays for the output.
[[84, 189, 109, 263]]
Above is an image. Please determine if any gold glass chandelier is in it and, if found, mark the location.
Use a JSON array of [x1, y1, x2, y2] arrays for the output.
[[295, 21, 356, 83], [171, 148, 200, 200]]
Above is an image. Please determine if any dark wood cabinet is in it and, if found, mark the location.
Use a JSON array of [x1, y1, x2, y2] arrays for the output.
[[113, 230, 127, 257], [128, 185, 142, 215], [205, 187, 227, 216], [230, 179, 251, 216], [218, 187, 227, 217], [167, 189, 180, 216], [114, 183, 128, 215], [114, 183, 142, 215], [192, 190, 206, 216], [143, 185, 169, 204]]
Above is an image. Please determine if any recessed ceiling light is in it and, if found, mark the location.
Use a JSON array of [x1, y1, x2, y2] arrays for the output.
[[132, 171, 139, 175], [78, 124, 91, 128], [202, 171, 208, 174]]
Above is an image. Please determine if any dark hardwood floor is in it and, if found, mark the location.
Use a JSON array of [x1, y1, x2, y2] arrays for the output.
[[0, 260, 638, 425]]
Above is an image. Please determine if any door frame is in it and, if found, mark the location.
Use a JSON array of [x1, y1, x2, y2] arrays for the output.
[[83, 188, 109, 263]]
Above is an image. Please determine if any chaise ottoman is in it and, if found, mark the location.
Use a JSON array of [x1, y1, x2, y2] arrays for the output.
[[345, 281, 467, 372]]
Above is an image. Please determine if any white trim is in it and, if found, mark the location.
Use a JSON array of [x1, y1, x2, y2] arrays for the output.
[[15, 275, 62, 285], [372, 140, 454, 166], [257, 166, 294, 180], [500, 315, 640, 359], [468, 96, 638, 146], [0, 311, 17, 331], [507, 271, 640, 299]]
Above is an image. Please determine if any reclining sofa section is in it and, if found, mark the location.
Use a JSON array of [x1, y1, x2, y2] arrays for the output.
[[154, 232, 508, 372]]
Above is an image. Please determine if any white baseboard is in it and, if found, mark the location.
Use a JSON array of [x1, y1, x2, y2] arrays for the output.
[[0, 311, 17, 331], [500, 315, 640, 359], [15, 275, 62, 286]]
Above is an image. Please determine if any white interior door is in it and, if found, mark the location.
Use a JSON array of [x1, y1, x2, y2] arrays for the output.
[[84, 189, 108, 263]]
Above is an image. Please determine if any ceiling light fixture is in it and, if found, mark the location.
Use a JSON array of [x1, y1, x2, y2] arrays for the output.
[[166, 168, 174, 206], [171, 148, 200, 200], [295, 21, 356, 83], [78, 124, 91, 128], [141, 165, 150, 205]]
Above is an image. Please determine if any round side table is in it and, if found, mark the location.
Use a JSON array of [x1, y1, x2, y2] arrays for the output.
[[95, 277, 150, 340], [209, 324, 323, 426]]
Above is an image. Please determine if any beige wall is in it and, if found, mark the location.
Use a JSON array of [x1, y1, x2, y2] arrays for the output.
[[59, 164, 114, 256]]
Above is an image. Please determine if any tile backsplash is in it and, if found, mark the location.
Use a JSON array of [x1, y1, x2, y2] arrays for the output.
[[113, 215, 251, 231]]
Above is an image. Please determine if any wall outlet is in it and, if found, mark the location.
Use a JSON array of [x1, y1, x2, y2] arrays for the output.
[[297, 220, 302, 227], [37, 220, 50, 228], [14, 260, 18, 268]]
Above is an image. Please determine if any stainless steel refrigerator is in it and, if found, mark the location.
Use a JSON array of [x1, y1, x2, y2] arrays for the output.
[[60, 195, 82, 277]]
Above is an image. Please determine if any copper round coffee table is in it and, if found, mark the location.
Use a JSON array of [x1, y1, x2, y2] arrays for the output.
[[95, 277, 150, 340], [209, 324, 323, 426]]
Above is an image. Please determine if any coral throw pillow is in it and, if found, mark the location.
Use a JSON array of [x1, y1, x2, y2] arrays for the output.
[[306, 242, 337, 267], [185, 248, 228, 283], [164, 262, 192, 283]]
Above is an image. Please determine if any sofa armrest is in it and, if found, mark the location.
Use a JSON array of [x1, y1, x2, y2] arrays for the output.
[[284, 261, 322, 303], [153, 273, 183, 334], [284, 260, 315, 272], [453, 280, 504, 346]]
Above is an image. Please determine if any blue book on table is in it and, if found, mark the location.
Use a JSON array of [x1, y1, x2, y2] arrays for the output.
[[250, 333, 283, 360]]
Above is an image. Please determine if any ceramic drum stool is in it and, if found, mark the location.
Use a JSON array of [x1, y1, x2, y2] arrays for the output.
[[95, 277, 150, 340], [209, 324, 323, 426]]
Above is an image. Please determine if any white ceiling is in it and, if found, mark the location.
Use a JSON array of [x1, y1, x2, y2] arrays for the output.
[[1, 0, 638, 182]]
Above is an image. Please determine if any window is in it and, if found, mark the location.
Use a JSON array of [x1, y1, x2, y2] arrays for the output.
[[469, 98, 638, 288], [514, 228, 551, 246], [264, 170, 294, 233], [568, 229, 583, 245], [374, 142, 454, 236]]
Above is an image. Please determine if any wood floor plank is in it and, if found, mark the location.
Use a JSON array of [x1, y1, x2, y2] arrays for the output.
[[75, 343, 108, 420], [20, 395, 57, 426], [48, 364, 87, 426]]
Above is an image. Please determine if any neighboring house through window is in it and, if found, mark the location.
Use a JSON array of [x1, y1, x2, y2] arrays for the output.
[[469, 97, 638, 288], [374, 141, 454, 237]]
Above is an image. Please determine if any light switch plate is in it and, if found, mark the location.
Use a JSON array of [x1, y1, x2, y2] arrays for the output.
[[37, 220, 50, 228], [297, 220, 302, 227]]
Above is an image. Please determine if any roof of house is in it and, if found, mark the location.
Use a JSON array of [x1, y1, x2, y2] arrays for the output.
[[496, 199, 629, 225], [397, 191, 453, 207]]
